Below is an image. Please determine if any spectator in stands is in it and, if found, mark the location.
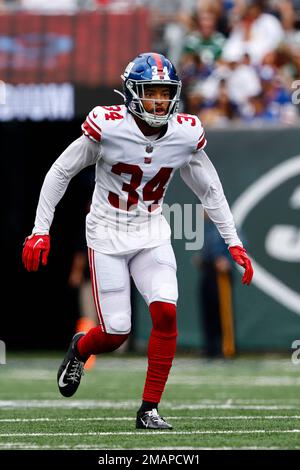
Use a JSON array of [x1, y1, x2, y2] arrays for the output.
[[222, 0, 284, 65], [146, 0, 198, 67], [198, 78, 236, 127], [223, 50, 262, 106], [180, 52, 213, 114], [243, 72, 299, 124], [180, 52, 213, 88], [273, 0, 300, 78], [185, 49, 262, 122], [182, 10, 226, 67]]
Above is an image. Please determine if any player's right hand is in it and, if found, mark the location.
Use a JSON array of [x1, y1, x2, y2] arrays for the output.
[[22, 234, 50, 272]]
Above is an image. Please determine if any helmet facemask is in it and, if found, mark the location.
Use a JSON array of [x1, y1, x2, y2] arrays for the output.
[[124, 80, 182, 127]]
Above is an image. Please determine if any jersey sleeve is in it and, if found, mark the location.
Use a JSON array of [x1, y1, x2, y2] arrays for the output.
[[180, 149, 242, 247], [176, 113, 207, 155], [32, 136, 100, 234], [81, 106, 102, 143]]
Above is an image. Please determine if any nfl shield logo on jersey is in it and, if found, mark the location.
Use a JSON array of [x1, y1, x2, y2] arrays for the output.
[[146, 144, 153, 153]]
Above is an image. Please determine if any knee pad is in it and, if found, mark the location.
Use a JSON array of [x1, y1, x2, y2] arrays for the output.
[[154, 282, 178, 304], [151, 244, 177, 270], [150, 246, 178, 304], [106, 311, 131, 335]]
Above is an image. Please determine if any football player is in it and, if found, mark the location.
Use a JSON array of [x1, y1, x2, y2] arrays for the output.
[[22, 52, 253, 430]]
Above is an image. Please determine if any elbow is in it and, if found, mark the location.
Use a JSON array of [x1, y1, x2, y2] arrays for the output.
[[202, 181, 225, 209], [50, 162, 70, 183]]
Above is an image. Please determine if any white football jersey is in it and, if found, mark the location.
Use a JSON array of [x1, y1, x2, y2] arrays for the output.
[[81, 105, 206, 254]]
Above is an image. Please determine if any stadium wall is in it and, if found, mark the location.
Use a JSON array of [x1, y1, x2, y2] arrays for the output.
[[135, 126, 300, 352]]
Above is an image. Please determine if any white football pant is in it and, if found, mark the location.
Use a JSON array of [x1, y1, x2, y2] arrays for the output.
[[88, 243, 178, 335]]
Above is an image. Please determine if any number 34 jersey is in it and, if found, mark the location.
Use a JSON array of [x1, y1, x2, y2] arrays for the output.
[[81, 104, 206, 255]]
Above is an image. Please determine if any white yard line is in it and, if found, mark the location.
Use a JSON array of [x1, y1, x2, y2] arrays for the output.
[[0, 400, 298, 410], [1, 415, 300, 423], [0, 443, 294, 450], [168, 376, 300, 386], [5, 370, 300, 386], [1, 430, 300, 437]]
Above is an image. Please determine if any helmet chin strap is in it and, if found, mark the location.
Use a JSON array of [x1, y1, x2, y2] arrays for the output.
[[130, 101, 169, 127], [144, 113, 168, 128]]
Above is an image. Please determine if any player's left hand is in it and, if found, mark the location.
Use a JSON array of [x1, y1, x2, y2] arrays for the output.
[[22, 234, 50, 272], [229, 245, 253, 285]]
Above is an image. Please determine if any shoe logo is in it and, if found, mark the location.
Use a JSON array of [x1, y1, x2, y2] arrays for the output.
[[33, 238, 43, 249], [140, 418, 148, 428], [93, 111, 98, 119], [58, 362, 69, 388]]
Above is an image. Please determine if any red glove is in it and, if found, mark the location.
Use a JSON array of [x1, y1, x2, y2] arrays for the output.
[[22, 234, 50, 272], [229, 245, 253, 285]]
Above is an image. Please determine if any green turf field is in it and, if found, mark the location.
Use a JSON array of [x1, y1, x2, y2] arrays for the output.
[[0, 354, 300, 450]]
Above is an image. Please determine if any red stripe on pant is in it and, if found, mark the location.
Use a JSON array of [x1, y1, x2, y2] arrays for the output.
[[142, 301, 178, 403], [88, 247, 106, 332], [77, 247, 129, 359]]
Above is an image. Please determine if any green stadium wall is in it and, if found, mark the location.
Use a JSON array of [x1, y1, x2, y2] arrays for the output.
[[134, 126, 300, 352]]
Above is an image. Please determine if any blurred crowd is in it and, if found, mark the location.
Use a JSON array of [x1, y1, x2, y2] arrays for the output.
[[155, 0, 300, 127], [1, 0, 300, 126]]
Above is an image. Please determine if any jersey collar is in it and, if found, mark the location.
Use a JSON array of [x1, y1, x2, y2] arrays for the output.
[[127, 109, 172, 144]]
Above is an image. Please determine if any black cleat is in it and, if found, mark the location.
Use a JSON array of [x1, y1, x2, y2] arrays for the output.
[[57, 333, 86, 397], [136, 408, 173, 430]]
